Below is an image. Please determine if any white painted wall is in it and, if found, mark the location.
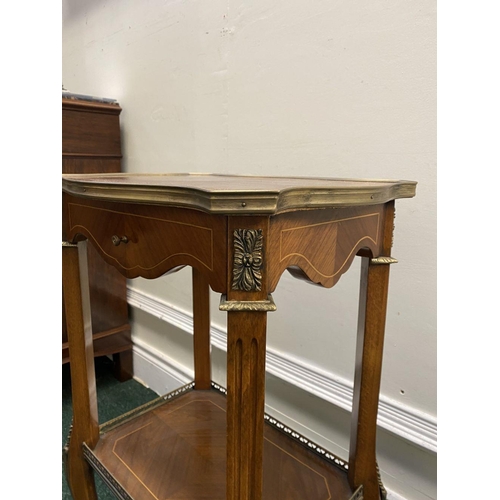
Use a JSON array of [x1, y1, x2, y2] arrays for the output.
[[63, 1, 436, 499]]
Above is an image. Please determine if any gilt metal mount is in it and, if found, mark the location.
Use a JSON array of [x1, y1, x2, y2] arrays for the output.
[[219, 294, 277, 312], [370, 256, 398, 265], [232, 229, 263, 291]]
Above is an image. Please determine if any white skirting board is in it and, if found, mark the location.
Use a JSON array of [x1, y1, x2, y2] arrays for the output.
[[128, 286, 437, 500]]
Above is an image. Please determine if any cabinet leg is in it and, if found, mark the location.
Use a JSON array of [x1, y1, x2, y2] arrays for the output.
[[226, 311, 267, 500], [62, 241, 99, 500], [193, 268, 211, 389], [113, 349, 133, 382], [348, 257, 391, 500]]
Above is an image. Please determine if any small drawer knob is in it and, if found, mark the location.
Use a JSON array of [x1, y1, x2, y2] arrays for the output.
[[111, 235, 129, 246]]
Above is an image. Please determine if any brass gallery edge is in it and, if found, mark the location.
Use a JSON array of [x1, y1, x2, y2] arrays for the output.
[[62, 174, 417, 215]]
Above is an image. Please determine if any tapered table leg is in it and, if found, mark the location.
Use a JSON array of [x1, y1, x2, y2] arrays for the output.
[[192, 267, 211, 390], [348, 256, 391, 500], [226, 310, 268, 500], [62, 241, 99, 500]]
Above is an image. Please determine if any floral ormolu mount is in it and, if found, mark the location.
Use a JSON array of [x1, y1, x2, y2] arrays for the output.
[[232, 229, 264, 292]]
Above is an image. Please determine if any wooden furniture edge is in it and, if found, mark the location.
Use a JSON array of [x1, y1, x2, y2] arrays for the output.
[[62, 173, 416, 215]]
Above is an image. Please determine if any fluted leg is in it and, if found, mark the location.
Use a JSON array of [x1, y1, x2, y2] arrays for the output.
[[226, 310, 267, 500]]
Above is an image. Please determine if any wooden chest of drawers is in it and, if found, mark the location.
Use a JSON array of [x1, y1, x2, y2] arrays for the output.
[[62, 92, 132, 380]]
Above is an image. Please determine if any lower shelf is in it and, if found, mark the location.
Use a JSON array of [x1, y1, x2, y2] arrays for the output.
[[62, 327, 132, 364], [84, 384, 362, 500]]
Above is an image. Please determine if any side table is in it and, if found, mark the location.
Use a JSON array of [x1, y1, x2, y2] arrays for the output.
[[62, 173, 416, 500]]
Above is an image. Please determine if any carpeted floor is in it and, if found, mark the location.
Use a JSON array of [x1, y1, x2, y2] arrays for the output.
[[62, 356, 158, 499]]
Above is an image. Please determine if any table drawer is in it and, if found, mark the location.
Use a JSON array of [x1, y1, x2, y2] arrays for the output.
[[67, 202, 225, 287]]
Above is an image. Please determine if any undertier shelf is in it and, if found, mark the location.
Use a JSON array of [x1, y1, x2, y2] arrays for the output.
[[83, 384, 362, 500]]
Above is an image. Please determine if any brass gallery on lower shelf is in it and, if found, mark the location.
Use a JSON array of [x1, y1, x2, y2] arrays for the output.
[[77, 381, 369, 500]]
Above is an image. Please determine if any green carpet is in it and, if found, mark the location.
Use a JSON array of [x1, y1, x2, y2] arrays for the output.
[[62, 356, 158, 499]]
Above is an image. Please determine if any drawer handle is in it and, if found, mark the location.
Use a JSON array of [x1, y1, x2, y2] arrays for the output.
[[111, 235, 129, 246]]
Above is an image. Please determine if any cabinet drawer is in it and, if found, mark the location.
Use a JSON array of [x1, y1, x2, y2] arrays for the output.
[[62, 101, 121, 156], [62, 109, 121, 156]]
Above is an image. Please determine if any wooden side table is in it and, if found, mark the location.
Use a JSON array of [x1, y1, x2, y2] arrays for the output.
[[62, 173, 416, 500]]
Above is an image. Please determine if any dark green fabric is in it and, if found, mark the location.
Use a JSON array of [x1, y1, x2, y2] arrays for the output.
[[62, 356, 158, 499]]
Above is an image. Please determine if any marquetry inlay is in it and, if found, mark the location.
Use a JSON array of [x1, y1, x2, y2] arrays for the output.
[[279, 221, 339, 276], [68, 203, 214, 272], [98, 396, 334, 500], [280, 213, 379, 278]]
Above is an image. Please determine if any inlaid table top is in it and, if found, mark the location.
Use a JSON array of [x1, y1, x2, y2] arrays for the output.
[[62, 173, 417, 214]]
